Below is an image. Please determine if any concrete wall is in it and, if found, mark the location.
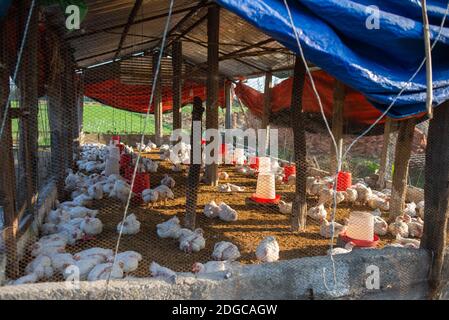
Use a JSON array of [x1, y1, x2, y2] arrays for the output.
[[0, 247, 441, 300], [81, 133, 172, 147]]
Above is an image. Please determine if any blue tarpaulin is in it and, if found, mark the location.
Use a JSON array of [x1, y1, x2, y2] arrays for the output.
[[0, 0, 12, 19], [216, 0, 449, 118]]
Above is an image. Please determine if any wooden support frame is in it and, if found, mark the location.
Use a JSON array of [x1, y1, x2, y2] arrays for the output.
[[17, 1, 39, 210], [421, 101, 449, 299], [262, 72, 272, 130], [152, 53, 163, 145], [389, 118, 416, 217], [204, 4, 220, 186], [377, 117, 396, 189], [172, 40, 183, 131], [330, 80, 345, 174], [114, 0, 144, 60], [290, 56, 307, 231], [184, 97, 205, 230], [0, 13, 19, 279]]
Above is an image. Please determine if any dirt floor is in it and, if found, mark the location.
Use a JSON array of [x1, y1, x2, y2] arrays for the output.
[[16, 149, 398, 281]]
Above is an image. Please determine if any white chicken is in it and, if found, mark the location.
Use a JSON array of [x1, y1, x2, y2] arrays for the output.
[[30, 234, 67, 257], [46, 208, 71, 225], [404, 202, 417, 217], [156, 216, 181, 239], [74, 247, 113, 263], [218, 171, 229, 180], [416, 201, 425, 218], [278, 200, 292, 215], [107, 251, 142, 273], [204, 200, 220, 218], [367, 195, 389, 211], [255, 236, 279, 263], [218, 202, 238, 222], [211, 241, 241, 261], [57, 223, 84, 245], [373, 216, 388, 236], [154, 185, 175, 204], [287, 174, 296, 186], [25, 255, 54, 280], [117, 213, 141, 235], [179, 228, 205, 253], [354, 183, 372, 205], [49, 253, 75, 273], [394, 234, 420, 249], [142, 188, 159, 207], [161, 174, 176, 189], [65, 169, 82, 191], [80, 216, 103, 236], [12, 273, 39, 285], [41, 222, 59, 235], [88, 183, 104, 200], [87, 262, 124, 281], [64, 206, 98, 219], [149, 262, 177, 283], [307, 204, 327, 221], [319, 218, 346, 238], [407, 218, 424, 238], [192, 261, 234, 275], [344, 188, 358, 204], [63, 258, 98, 280], [109, 180, 133, 204], [327, 242, 355, 255], [388, 219, 409, 237]]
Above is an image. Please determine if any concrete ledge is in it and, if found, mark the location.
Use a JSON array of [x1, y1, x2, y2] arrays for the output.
[[0, 248, 432, 300]]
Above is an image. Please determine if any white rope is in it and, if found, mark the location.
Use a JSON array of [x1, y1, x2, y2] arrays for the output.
[[0, 0, 37, 141], [104, 0, 175, 296]]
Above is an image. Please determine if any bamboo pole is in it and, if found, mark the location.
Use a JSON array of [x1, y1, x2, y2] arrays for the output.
[[172, 40, 183, 131], [290, 56, 307, 231], [377, 118, 396, 189], [421, 0, 433, 119], [152, 53, 163, 145], [330, 80, 345, 174], [389, 118, 416, 217], [204, 4, 220, 186]]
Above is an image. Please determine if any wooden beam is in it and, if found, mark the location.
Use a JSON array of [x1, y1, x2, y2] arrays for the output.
[[262, 71, 272, 130], [330, 80, 345, 174], [377, 118, 397, 189], [389, 118, 416, 217], [17, 0, 39, 216], [172, 40, 183, 131], [0, 10, 18, 279], [225, 81, 232, 129], [204, 4, 220, 186], [152, 53, 163, 145], [290, 56, 307, 232], [184, 97, 204, 230], [114, 0, 144, 60], [66, 4, 209, 41], [421, 101, 449, 299]]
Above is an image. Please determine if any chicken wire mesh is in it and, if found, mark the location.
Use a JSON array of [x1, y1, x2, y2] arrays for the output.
[[0, 0, 444, 299]]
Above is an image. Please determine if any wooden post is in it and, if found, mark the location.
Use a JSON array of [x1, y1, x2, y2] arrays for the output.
[[184, 97, 204, 230], [330, 80, 345, 174], [172, 40, 182, 131], [17, 2, 39, 209], [389, 118, 416, 217], [48, 33, 67, 195], [225, 81, 232, 129], [261, 72, 272, 156], [152, 53, 163, 145], [377, 118, 397, 189], [0, 18, 19, 278], [77, 73, 84, 146], [290, 56, 307, 231], [205, 4, 220, 186], [421, 101, 449, 299]]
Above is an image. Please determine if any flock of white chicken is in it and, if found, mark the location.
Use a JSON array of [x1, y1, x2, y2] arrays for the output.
[[276, 174, 425, 251], [9, 140, 426, 285]]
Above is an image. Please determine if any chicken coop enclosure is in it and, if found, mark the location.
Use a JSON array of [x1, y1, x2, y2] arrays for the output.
[[1, 0, 449, 300]]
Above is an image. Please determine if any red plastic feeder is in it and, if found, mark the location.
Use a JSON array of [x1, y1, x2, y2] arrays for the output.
[[283, 165, 296, 182], [339, 231, 379, 248], [112, 135, 120, 145], [124, 166, 134, 182], [336, 171, 352, 191], [249, 156, 259, 170], [250, 194, 281, 204], [117, 143, 125, 155], [132, 172, 150, 200], [120, 154, 132, 170]]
